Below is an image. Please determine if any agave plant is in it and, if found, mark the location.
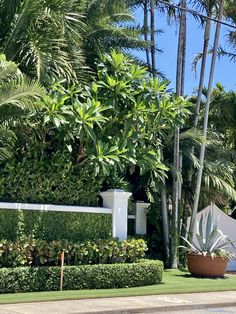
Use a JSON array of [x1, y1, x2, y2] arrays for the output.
[[181, 210, 235, 259]]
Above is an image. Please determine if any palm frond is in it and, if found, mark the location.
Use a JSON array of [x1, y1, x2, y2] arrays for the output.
[[180, 127, 206, 145], [0, 125, 16, 160], [204, 173, 236, 201], [0, 76, 45, 109], [0, 54, 19, 83], [192, 49, 212, 75], [216, 46, 236, 62], [203, 160, 236, 202]]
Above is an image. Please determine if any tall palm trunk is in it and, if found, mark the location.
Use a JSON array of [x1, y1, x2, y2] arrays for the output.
[[143, 0, 151, 71], [150, 0, 171, 261], [171, 0, 186, 268], [194, 16, 212, 127], [189, 0, 224, 234], [161, 176, 170, 262], [146, 0, 170, 261], [180, 5, 187, 97], [150, 0, 170, 260], [187, 12, 212, 190], [150, 0, 156, 75]]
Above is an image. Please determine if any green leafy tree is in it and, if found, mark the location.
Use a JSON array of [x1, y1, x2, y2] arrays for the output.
[[0, 51, 191, 207]]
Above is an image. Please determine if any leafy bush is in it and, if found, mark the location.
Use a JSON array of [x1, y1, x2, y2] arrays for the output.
[[0, 157, 101, 206], [0, 260, 163, 293], [0, 239, 147, 267], [0, 209, 111, 242]]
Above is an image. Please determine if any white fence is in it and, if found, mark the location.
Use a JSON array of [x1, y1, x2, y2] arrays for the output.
[[0, 189, 149, 240]]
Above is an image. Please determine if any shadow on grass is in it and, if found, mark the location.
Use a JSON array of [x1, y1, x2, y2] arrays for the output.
[[174, 273, 229, 280]]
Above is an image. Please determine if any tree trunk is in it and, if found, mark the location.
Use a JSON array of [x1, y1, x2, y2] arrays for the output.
[[150, 0, 171, 262], [143, 0, 151, 71], [194, 16, 212, 127], [180, 3, 186, 97], [171, 0, 186, 268], [189, 0, 224, 234], [161, 176, 170, 263], [150, 0, 156, 76], [187, 14, 212, 193]]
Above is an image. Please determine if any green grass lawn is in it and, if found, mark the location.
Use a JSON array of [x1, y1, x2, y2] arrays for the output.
[[0, 269, 236, 304]]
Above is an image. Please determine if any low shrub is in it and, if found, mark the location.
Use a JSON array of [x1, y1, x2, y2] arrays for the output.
[[0, 259, 163, 293], [0, 238, 147, 267]]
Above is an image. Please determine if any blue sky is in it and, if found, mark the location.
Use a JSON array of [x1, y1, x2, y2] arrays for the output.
[[133, 8, 235, 95]]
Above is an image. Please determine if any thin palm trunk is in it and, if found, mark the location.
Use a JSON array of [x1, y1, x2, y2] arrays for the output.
[[180, 4, 186, 97], [187, 14, 212, 187], [161, 176, 170, 262], [150, 0, 156, 75], [179, 1, 186, 204], [171, 0, 186, 268], [189, 0, 224, 234], [149, 0, 171, 261], [194, 17, 212, 127], [143, 0, 151, 71]]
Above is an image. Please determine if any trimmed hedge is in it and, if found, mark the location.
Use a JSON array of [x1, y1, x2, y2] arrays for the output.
[[0, 260, 163, 293], [0, 238, 147, 267], [0, 158, 101, 206], [0, 209, 112, 242]]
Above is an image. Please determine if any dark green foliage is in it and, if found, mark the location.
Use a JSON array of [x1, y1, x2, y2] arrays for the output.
[[0, 260, 163, 293], [0, 158, 100, 206], [0, 52, 191, 213], [0, 209, 111, 242], [0, 238, 147, 267]]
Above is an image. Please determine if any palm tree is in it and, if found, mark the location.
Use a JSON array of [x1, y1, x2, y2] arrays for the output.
[[0, 54, 45, 160], [214, 0, 236, 63], [143, 0, 151, 71], [0, 0, 145, 85], [189, 0, 225, 234], [150, 0, 157, 75], [0, 54, 45, 110], [0, 0, 85, 84], [170, 0, 187, 268], [186, 0, 217, 223], [190, 0, 225, 127]]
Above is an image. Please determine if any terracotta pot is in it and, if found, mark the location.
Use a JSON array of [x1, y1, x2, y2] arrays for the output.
[[187, 253, 228, 277]]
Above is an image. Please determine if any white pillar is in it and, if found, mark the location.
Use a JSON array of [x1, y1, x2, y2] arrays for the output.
[[135, 201, 150, 235], [100, 189, 132, 240]]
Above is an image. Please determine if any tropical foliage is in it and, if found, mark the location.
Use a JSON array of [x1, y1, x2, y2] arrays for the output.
[[0, 54, 45, 160], [0, 51, 191, 205], [0, 0, 144, 84], [0, 238, 147, 267], [180, 210, 235, 259], [1, 0, 236, 271]]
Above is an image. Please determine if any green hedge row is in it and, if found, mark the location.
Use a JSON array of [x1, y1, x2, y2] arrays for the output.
[[0, 238, 147, 267], [0, 209, 112, 242], [0, 260, 163, 293], [0, 158, 101, 206]]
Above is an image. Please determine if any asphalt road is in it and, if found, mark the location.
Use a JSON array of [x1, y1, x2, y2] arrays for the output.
[[155, 306, 236, 313]]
